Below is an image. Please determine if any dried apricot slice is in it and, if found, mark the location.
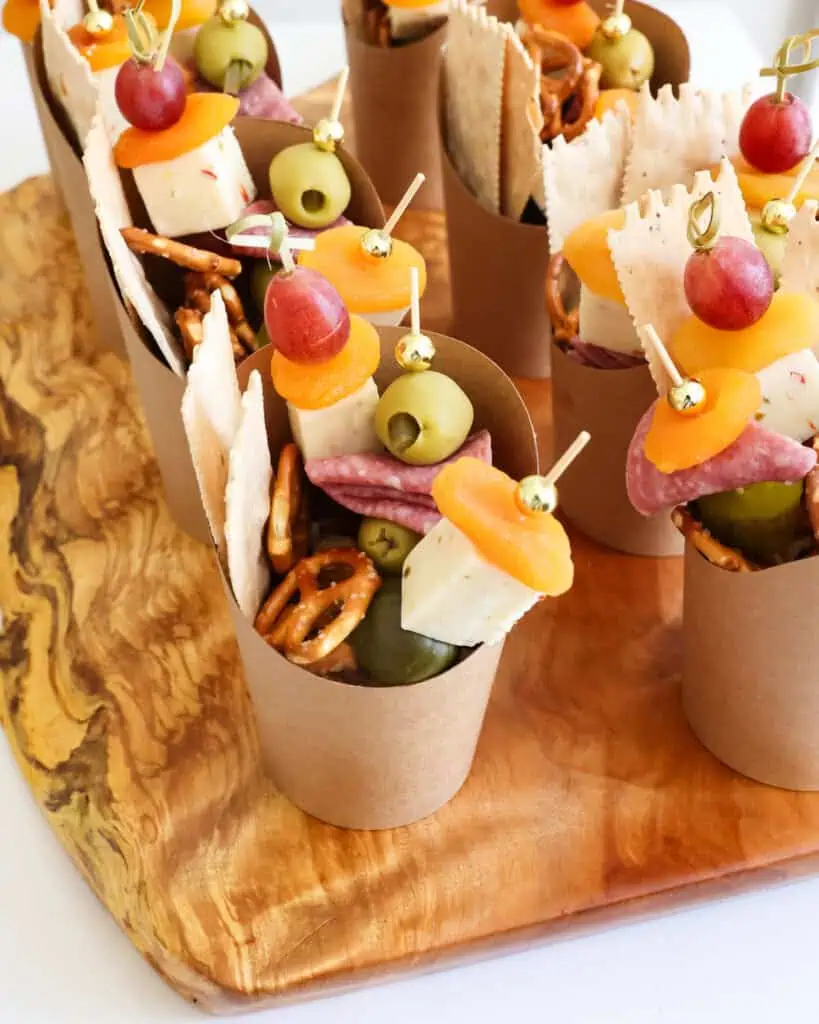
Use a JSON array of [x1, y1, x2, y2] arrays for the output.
[[114, 93, 239, 168], [142, 0, 216, 31], [670, 292, 819, 376], [299, 225, 427, 315], [563, 207, 627, 304], [2, 0, 41, 42], [432, 457, 574, 596], [271, 314, 380, 410], [594, 88, 639, 122], [643, 367, 761, 473], [719, 156, 819, 211], [67, 14, 131, 71], [519, 0, 600, 50]]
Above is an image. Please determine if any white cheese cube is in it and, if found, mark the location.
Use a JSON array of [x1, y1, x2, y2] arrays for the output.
[[287, 378, 381, 461], [578, 285, 640, 355], [360, 306, 410, 328], [755, 349, 819, 442], [133, 126, 256, 238], [401, 519, 540, 647], [94, 65, 130, 143], [386, 1, 448, 40]]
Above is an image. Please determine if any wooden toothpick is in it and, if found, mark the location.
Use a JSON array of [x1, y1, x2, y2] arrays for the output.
[[383, 173, 426, 237], [642, 324, 684, 391], [330, 66, 350, 124], [543, 431, 592, 487]]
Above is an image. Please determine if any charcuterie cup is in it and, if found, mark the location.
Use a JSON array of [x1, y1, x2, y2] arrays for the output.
[[550, 342, 683, 556], [683, 545, 819, 791], [99, 118, 384, 545], [344, 15, 446, 211], [227, 326, 538, 830], [441, 0, 689, 379]]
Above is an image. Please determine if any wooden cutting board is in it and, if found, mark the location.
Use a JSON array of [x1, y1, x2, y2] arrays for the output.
[[4, 85, 819, 1015]]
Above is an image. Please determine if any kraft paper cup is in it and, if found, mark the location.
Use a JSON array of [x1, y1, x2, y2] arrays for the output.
[[442, 1, 690, 381], [550, 341, 684, 557], [682, 544, 819, 791], [110, 117, 385, 545], [22, 40, 64, 201], [229, 326, 538, 830], [344, 18, 446, 212]]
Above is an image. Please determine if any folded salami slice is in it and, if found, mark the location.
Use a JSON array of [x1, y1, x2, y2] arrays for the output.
[[569, 339, 645, 371], [306, 431, 493, 533], [196, 71, 302, 124], [627, 409, 817, 517], [229, 200, 351, 258]]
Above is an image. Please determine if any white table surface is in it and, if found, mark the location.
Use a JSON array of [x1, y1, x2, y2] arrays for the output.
[[3, 4, 819, 1023]]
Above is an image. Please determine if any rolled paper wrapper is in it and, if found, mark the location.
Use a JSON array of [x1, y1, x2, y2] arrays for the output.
[[21, 40, 64, 202], [550, 341, 684, 556], [31, 30, 125, 356], [230, 326, 539, 830], [104, 117, 385, 545], [344, 18, 446, 211], [682, 543, 819, 791]]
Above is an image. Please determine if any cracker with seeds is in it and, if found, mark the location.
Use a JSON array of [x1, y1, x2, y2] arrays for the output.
[[622, 82, 753, 205], [501, 29, 544, 219], [445, 0, 507, 214], [40, 0, 97, 147]]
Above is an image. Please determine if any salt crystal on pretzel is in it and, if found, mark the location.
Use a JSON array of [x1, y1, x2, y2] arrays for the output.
[[622, 82, 753, 205], [40, 0, 97, 147], [225, 371, 273, 620], [543, 103, 631, 254], [445, 0, 507, 214], [610, 159, 753, 391], [83, 116, 186, 375], [780, 201, 819, 309]]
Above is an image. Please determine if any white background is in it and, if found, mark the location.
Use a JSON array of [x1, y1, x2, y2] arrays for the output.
[[4, 3, 819, 1023]]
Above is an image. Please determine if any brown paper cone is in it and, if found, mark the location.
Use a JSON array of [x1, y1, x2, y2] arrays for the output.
[[106, 118, 385, 545], [31, 31, 126, 358], [550, 342, 684, 556], [682, 544, 819, 791], [344, 19, 446, 211], [228, 326, 538, 830]]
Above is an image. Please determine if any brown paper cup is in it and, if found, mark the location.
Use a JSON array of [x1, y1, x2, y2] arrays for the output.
[[682, 544, 819, 791], [229, 326, 538, 830], [550, 342, 684, 556], [110, 118, 384, 545], [344, 19, 446, 211], [22, 40, 64, 202]]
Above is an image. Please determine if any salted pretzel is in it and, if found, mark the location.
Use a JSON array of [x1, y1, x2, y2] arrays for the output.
[[545, 252, 579, 344], [177, 272, 256, 364], [255, 549, 381, 665], [671, 507, 759, 573], [520, 25, 600, 144], [266, 443, 309, 574], [175, 307, 204, 361], [120, 227, 242, 278]]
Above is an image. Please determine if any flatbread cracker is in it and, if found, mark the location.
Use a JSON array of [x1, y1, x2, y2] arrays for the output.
[[780, 201, 819, 304], [83, 117, 186, 376], [622, 82, 753, 205], [181, 386, 229, 562], [501, 29, 544, 219], [225, 371, 273, 621], [543, 103, 631, 254], [610, 158, 753, 387], [186, 291, 242, 449], [40, 0, 97, 147], [445, 0, 507, 214], [50, 0, 85, 27]]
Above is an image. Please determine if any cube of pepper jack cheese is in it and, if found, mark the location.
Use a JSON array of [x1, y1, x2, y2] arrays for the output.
[[386, 0, 448, 40], [401, 518, 540, 648], [287, 379, 382, 461], [578, 285, 641, 356], [133, 127, 256, 238], [754, 348, 819, 443]]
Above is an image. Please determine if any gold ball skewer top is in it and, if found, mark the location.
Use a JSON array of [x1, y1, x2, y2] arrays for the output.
[[83, 7, 114, 36], [395, 331, 436, 372], [360, 228, 393, 259], [601, 11, 632, 39], [761, 197, 797, 236], [313, 117, 345, 153], [219, 0, 249, 24], [515, 477, 558, 516], [667, 377, 707, 416]]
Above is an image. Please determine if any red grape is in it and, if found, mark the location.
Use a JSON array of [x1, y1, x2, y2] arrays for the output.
[[684, 237, 773, 331], [264, 267, 351, 364], [739, 92, 812, 174], [115, 58, 186, 131]]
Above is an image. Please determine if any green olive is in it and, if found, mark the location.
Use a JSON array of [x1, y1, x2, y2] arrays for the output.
[[268, 143, 351, 230], [350, 579, 459, 685], [374, 371, 474, 466], [251, 261, 278, 315], [357, 518, 420, 574], [586, 26, 655, 91], [194, 17, 268, 92]]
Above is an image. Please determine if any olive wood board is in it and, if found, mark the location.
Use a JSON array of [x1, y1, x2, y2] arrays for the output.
[[5, 82, 819, 1016]]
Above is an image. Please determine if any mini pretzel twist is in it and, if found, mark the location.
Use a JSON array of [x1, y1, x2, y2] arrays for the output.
[[545, 252, 579, 344], [520, 25, 601, 144], [178, 272, 256, 364], [363, 0, 391, 46], [255, 549, 381, 666], [266, 443, 309, 575], [175, 307, 204, 361], [671, 507, 759, 573]]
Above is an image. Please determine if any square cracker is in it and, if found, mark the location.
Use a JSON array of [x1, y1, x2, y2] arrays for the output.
[[501, 30, 544, 219], [83, 117, 186, 376], [225, 371, 273, 621], [543, 103, 631, 254], [780, 201, 819, 305], [182, 386, 229, 563], [622, 82, 753, 205], [40, 0, 97, 147], [445, 0, 507, 214], [609, 159, 753, 392]]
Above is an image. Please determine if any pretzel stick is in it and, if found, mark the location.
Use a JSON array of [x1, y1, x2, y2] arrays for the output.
[[671, 507, 759, 573], [121, 228, 242, 278]]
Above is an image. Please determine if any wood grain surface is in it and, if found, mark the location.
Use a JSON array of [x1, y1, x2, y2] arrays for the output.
[[5, 86, 819, 1014]]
